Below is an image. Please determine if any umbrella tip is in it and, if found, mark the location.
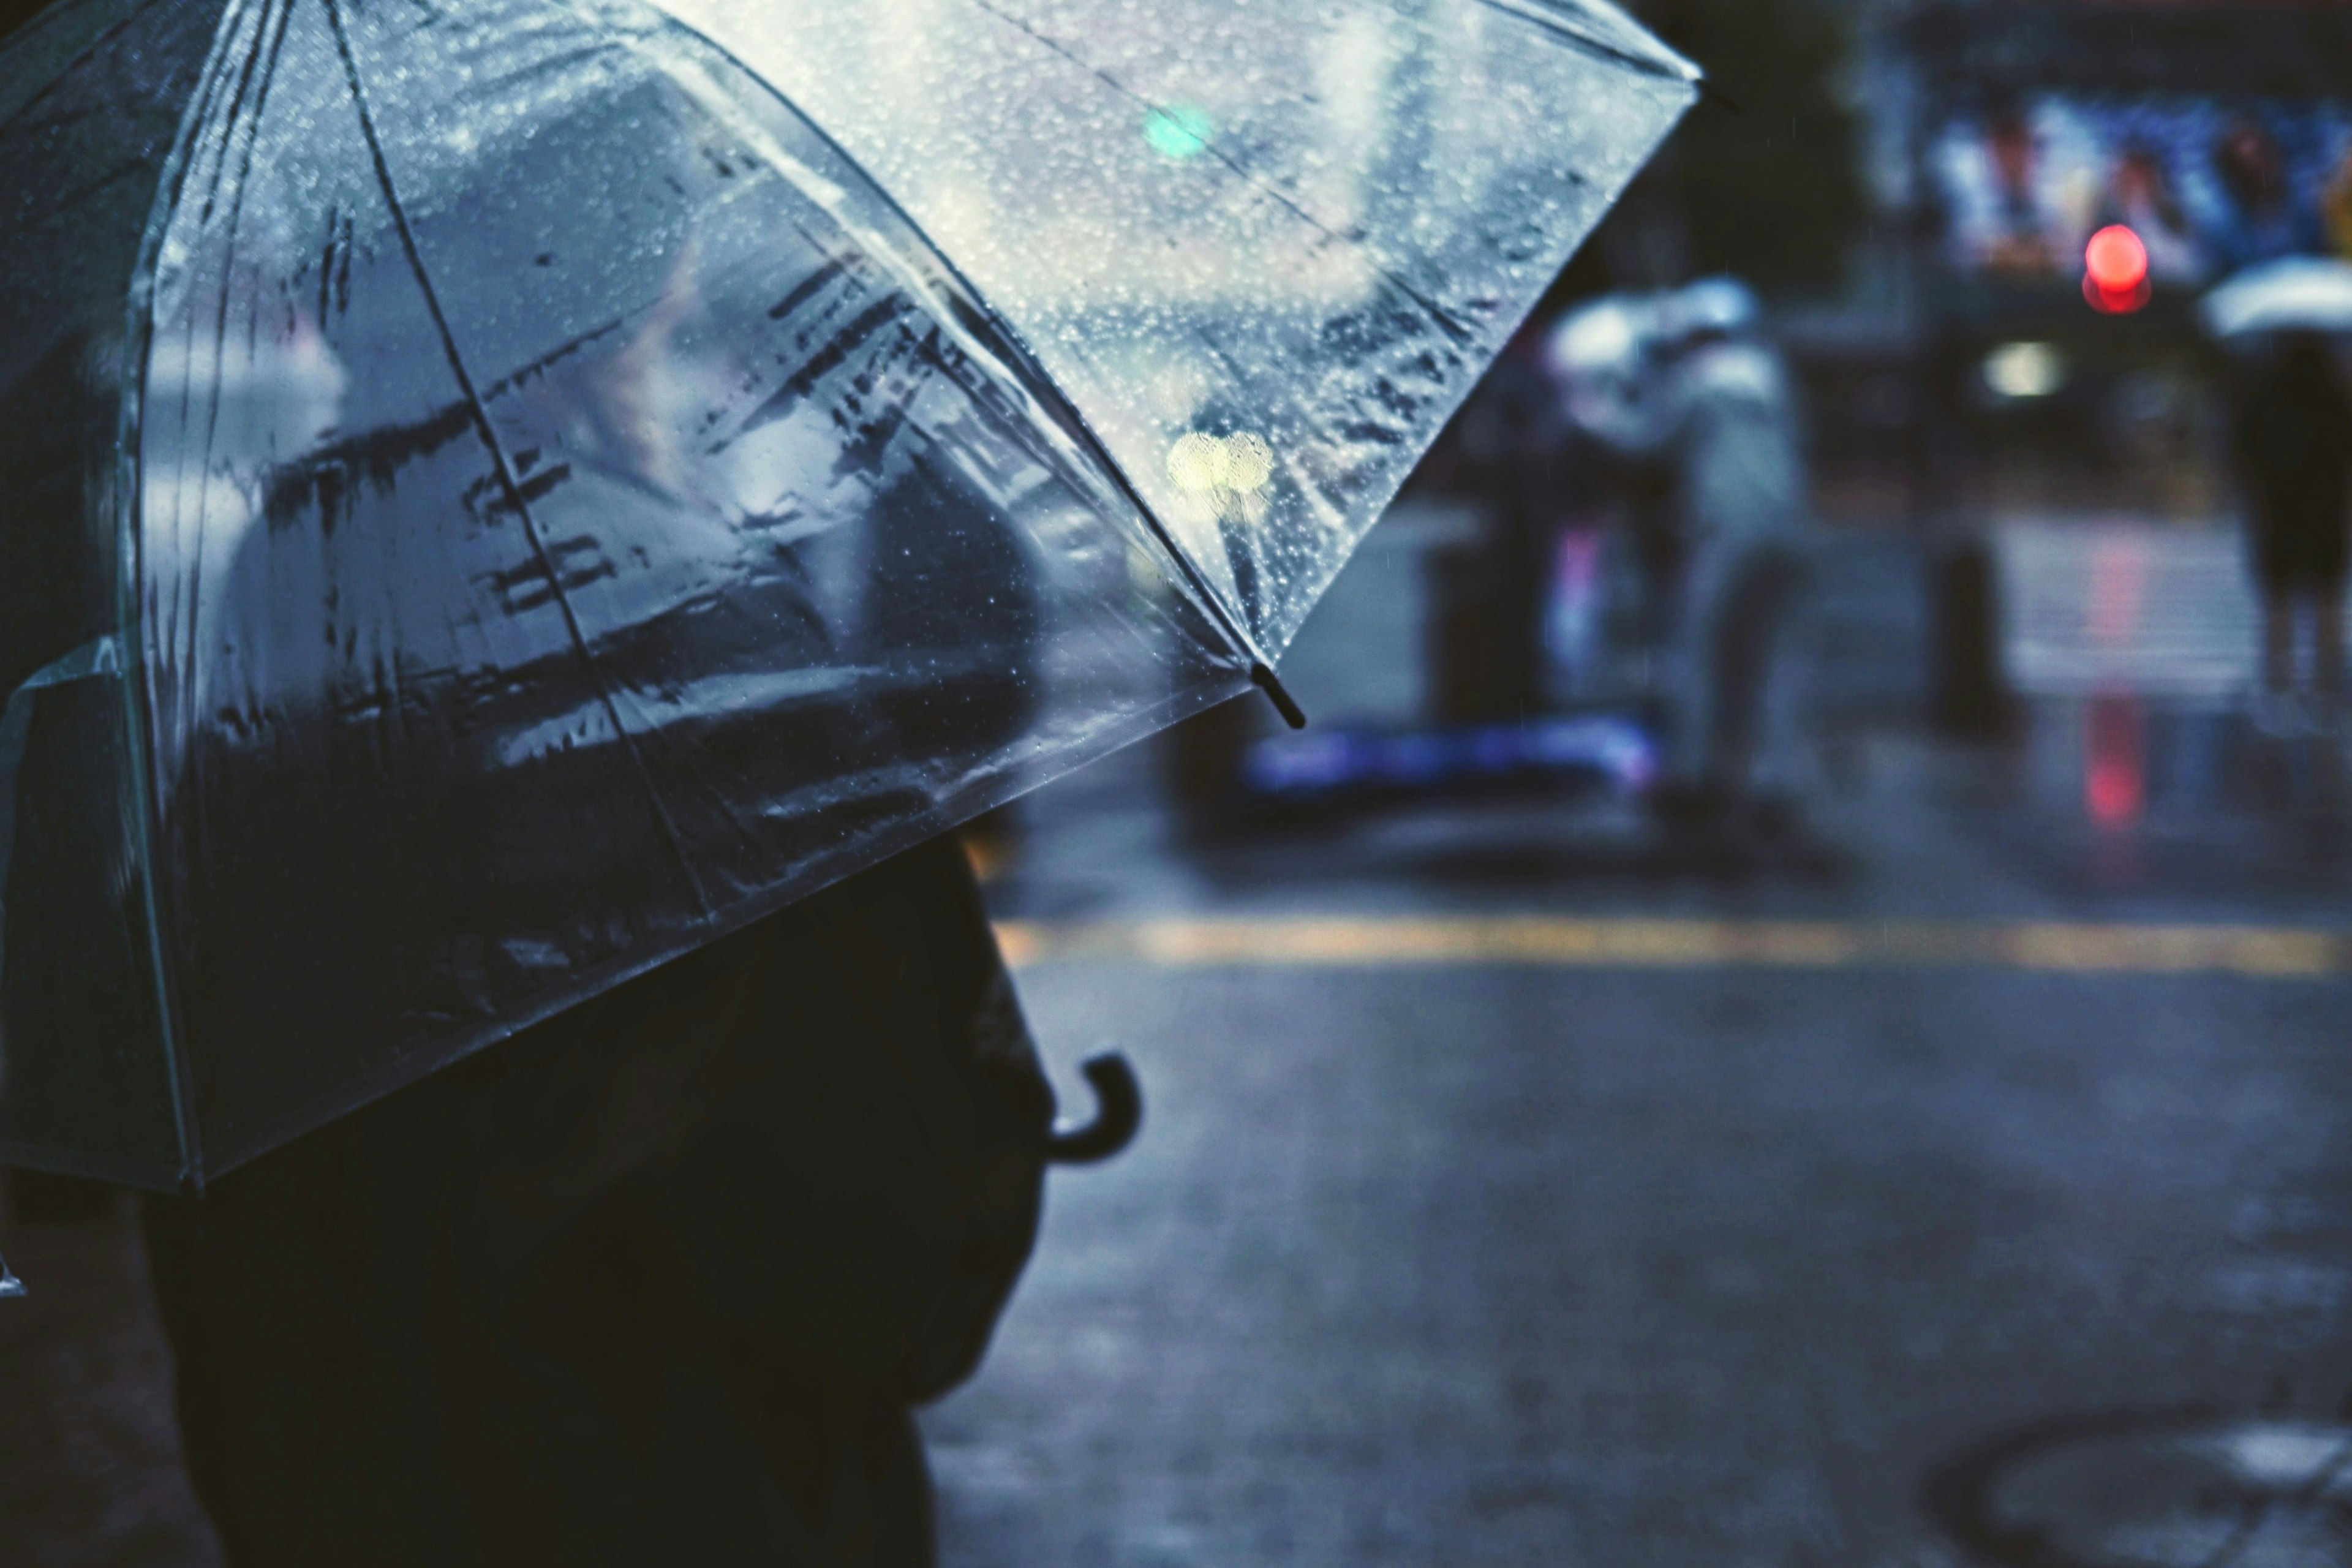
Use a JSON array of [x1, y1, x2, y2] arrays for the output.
[[1251, 663, 1308, 730], [0, 1253, 23, 1301]]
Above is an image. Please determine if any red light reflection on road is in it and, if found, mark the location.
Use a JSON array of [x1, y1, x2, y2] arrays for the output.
[[2085, 695, 2145, 828]]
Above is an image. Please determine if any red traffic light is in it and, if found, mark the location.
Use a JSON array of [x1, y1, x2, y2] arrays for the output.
[[2083, 225, 2150, 314]]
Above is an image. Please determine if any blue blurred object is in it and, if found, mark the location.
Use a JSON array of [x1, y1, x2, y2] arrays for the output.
[[1238, 712, 1657, 816]]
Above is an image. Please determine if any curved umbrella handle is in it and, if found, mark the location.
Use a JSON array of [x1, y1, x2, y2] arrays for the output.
[[1046, 1050, 1143, 1166]]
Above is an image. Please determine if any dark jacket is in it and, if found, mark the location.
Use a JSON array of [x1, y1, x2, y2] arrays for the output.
[[2234, 333, 2352, 591], [143, 834, 1050, 1568]]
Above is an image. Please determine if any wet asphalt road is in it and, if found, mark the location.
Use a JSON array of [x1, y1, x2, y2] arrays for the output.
[[919, 522, 2352, 1568], [8, 522, 2352, 1567], [923, 725, 2352, 1568]]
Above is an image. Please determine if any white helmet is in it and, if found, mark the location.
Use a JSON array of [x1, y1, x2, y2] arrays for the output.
[[1544, 293, 1672, 453], [1658, 276, 1763, 345]]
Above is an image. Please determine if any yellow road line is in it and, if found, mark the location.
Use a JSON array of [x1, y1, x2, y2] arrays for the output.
[[993, 916, 2352, 979]]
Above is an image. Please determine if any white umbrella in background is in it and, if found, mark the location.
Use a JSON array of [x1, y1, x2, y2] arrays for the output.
[[2201, 256, 2352, 339]]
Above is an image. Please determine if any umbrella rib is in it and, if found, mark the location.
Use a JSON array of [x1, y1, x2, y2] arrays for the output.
[[942, 312, 1306, 725], [113, 0, 272, 1192], [0, 0, 177, 140], [115, 0, 287, 1192], [321, 0, 715, 919], [1105, 460, 1310, 729], [916, 274, 1302, 721], [1463, 0, 1700, 87]]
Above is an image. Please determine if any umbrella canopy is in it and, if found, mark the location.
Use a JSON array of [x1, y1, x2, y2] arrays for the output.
[[0, 0, 1692, 1187], [2201, 257, 2352, 340]]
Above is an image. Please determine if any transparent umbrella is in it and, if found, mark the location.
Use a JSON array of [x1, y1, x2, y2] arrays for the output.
[[0, 0, 1693, 1189]]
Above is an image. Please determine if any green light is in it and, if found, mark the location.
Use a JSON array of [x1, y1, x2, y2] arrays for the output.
[[1143, 104, 1214, 160]]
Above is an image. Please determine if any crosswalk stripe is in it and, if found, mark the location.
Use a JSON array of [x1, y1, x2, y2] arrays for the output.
[[994, 916, 2352, 978]]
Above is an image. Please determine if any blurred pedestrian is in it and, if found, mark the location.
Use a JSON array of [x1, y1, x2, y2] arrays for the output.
[[2098, 141, 2204, 285], [1645, 282, 1814, 836], [1542, 292, 1682, 705], [2228, 331, 2352, 725], [2205, 121, 2323, 277], [142, 835, 1054, 1568], [1947, 104, 2082, 281], [1550, 282, 1815, 841]]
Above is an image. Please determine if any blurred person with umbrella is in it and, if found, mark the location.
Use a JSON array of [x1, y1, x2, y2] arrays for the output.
[[2204, 119, 2326, 279], [2201, 262, 2352, 728], [2095, 141, 2204, 288], [1550, 278, 1814, 846], [0, 0, 1694, 1557], [1943, 100, 2087, 283]]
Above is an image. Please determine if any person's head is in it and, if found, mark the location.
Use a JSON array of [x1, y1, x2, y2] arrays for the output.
[[1988, 108, 2037, 194], [1660, 277, 1762, 350], [2115, 144, 2165, 206], [2216, 121, 2285, 208], [1545, 293, 1673, 455]]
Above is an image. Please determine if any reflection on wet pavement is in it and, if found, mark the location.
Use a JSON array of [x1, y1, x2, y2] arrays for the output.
[[1989, 521, 2352, 906], [1925, 1409, 2352, 1568]]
